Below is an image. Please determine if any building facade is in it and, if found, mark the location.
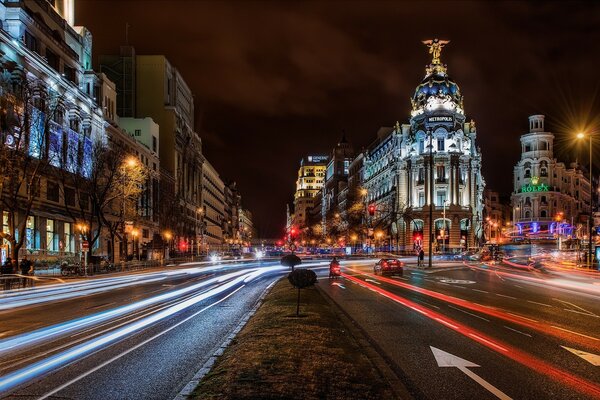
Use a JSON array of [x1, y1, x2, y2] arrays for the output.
[[362, 40, 485, 252], [201, 159, 224, 251], [292, 155, 327, 229], [0, 0, 106, 263], [511, 115, 590, 239]]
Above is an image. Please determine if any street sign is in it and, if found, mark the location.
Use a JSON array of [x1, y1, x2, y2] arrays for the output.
[[81, 241, 89, 252]]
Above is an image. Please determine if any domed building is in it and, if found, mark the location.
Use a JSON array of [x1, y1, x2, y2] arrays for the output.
[[363, 39, 485, 252]]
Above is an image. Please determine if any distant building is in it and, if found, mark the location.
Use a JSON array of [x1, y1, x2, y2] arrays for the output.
[[322, 135, 354, 235], [511, 115, 590, 239], [292, 155, 328, 229], [100, 51, 204, 248], [201, 159, 225, 251]]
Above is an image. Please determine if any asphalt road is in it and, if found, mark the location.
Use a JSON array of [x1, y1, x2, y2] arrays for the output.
[[0, 261, 299, 400], [319, 259, 600, 400]]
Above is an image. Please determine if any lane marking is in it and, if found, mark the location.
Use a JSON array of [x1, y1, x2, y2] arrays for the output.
[[448, 305, 490, 322], [365, 278, 381, 285], [551, 326, 600, 341], [506, 313, 538, 323], [564, 309, 600, 318], [553, 299, 598, 317], [503, 326, 532, 338], [36, 285, 246, 400], [496, 294, 517, 300], [471, 289, 489, 294], [526, 300, 552, 307], [561, 346, 600, 366], [430, 346, 512, 400]]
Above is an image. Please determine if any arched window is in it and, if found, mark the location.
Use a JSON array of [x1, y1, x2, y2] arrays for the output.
[[541, 210, 547, 218], [525, 210, 531, 218], [524, 169, 531, 178]]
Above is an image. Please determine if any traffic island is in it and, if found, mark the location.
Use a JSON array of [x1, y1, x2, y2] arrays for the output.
[[191, 278, 397, 399]]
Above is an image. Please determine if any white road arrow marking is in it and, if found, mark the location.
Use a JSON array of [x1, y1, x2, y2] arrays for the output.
[[332, 282, 346, 289], [365, 278, 381, 285], [561, 346, 600, 366], [430, 346, 512, 400]]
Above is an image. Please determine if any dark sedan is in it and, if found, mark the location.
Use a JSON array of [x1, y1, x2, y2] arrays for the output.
[[374, 258, 404, 276]]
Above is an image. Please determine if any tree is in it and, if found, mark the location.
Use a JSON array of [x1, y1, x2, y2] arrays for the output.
[[0, 72, 58, 269]]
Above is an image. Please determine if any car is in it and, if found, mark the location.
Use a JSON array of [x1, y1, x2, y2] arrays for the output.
[[374, 258, 404, 276]]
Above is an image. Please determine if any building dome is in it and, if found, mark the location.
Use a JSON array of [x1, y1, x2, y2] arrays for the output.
[[411, 70, 464, 116], [410, 39, 464, 117]]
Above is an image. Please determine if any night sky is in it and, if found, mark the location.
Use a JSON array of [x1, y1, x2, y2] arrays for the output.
[[76, 1, 600, 238]]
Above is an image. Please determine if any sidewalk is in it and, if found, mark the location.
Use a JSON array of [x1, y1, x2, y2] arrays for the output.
[[191, 279, 402, 399]]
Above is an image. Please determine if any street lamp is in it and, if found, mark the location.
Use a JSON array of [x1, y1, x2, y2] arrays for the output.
[[77, 223, 88, 275], [427, 128, 434, 268], [442, 199, 450, 253], [577, 132, 594, 267], [131, 228, 140, 261], [121, 156, 139, 262], [163, 231, 172, 261]]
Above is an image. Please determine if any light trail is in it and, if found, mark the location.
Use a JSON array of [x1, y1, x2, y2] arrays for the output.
[[346, 267, 600, 350], [0, 269, 255, 354], [0, 266, 285, 395], [342, 273, 600, 399]]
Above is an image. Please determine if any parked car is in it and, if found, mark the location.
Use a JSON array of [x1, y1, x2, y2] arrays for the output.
[[374, 258, 404, 276]]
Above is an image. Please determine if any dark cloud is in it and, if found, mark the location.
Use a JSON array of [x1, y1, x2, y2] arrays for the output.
[[76, 0, 600, 237]]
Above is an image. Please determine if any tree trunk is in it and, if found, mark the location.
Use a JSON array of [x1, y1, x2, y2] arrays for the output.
[[296, 288, 300, 316], [10, 242, 20, 272]]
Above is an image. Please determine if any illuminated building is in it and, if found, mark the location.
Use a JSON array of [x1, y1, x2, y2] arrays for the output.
[[201, 159, 225, 251], [322, 135, 354, 235], [362, 39, 485, 251], [511, 115, 590, 239], [0, 0, 106, 260], [292, 155, 328, 229]]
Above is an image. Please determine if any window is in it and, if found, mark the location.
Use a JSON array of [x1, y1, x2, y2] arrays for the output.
[[25, 216, 36, 250], [64, 65, 77, 84], [24, 31, 38, 53], [64, 222, 73, 253], [418, 168, 424, 183], [47, 181, 59, 202], [541, 210, 547, 218], [152, 136, 157, 152], [419, 139, 424, 154], [65, 187, 75, 207], [134, 129, 141, 137], [418, 192, 425, 207], [436, 191, 447, 206], [437, 138, 445, 151], [436, 165, 446, 182], [524, 169, 531, 178], [525, 144, 531, 152], [46, 219, 58, 252], [46, 49, 59, 71]]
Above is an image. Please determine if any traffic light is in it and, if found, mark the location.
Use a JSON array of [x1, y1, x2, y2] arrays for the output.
[[368, 204, 376, 216]]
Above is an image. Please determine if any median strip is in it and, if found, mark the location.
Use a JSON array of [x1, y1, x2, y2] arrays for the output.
[[190, 278, 396, 399]]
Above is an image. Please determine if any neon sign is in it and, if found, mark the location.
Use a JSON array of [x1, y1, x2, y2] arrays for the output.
[[521, 176, 548, 193]]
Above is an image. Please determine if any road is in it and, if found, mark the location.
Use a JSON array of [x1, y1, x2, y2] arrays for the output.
[[319, 259, 600, 399], [0, 260, 316, 400]]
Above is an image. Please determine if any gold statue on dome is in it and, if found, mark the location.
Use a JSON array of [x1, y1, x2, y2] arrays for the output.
[[422, 38, 450, 64]]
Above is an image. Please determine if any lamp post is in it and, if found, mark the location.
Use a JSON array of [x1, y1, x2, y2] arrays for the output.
[[577, 132, 594, 267], [121, 156, 139, 262], [77, 223, 88, 275], [442, 199, 449, 253], [427, 128, 434, 269]]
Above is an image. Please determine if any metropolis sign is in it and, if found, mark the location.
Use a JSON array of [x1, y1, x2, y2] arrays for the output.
[[427, 116, 453, 123]]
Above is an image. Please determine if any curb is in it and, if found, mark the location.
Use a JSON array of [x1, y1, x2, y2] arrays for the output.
[[173, 278, 279, 400], [316, 284, 415, 400]]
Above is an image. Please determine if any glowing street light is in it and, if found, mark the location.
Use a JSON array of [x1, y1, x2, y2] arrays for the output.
[[577, 131, 594, 266]]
